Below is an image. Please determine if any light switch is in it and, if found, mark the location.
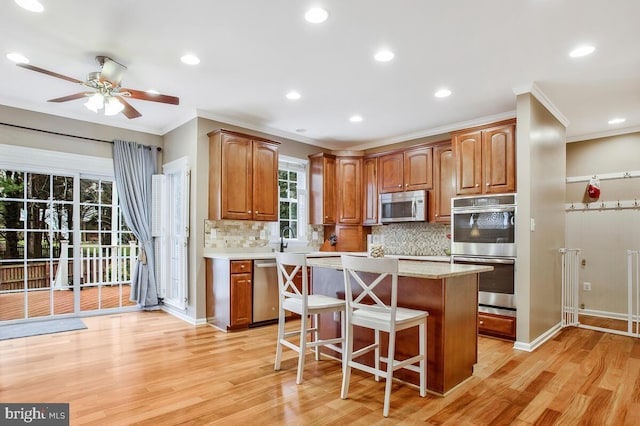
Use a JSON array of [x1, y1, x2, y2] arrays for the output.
[[312, 231, 318, 240], [530, 218, 535, 232]]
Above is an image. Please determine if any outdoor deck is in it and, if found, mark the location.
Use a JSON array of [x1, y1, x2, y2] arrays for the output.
[[0, 286, 136, 321]]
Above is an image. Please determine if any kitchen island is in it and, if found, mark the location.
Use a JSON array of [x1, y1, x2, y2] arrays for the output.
[[307, 256, 493, 395]]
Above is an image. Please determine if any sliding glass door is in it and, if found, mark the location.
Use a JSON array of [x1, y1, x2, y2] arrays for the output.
[[0, 168, 137, 322]]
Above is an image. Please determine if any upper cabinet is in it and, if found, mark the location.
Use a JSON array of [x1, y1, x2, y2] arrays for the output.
[[452, 120, 516, 195], [208, 130, 279, 221], [362, 157, 378, 225], [336, 157, 362, 225], [431, 143, 455, 223], [309, 153, 336, 225], [378, 147, 433, 193]]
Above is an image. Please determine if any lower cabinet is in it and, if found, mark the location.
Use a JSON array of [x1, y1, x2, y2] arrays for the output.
[[230, 260, 252, 327], [478, 312, 516, 340], [207, 259, 253, 330]]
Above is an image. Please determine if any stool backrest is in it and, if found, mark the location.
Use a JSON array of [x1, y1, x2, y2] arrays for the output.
[[341, 255, 399, 315], [275, 252, 309, 301]]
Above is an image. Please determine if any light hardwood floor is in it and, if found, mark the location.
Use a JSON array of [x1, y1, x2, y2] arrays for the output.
[[1, 311, 639, 425]]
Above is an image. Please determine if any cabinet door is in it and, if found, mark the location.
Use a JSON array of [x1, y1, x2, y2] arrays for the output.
[[323, 156, 337, 224], [252, 141, 279, 221], [334, 225, 365, 252], [453, 131, 482, 195], [362, 157, 378, 225], [482, 124, 516, 194], [432, 144, 455, 223], [404, 147, 433, 191], [337, 157, 362, 224], [378, 152, 404, 193], [221, 134, 253, 219], [230, 272, 252, 326]]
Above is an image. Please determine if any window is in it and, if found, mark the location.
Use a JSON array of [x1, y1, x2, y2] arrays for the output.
[[277, 158, 307, 241]]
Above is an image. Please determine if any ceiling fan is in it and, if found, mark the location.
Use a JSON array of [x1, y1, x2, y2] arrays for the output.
[[16, 56, 179, 119]]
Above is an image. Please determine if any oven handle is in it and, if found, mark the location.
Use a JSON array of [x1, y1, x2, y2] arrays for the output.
[[453, 256, 516, 265], [452, 207, 515, 214]]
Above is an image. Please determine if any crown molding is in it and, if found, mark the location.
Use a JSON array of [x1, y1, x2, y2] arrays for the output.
[[513, 83, 570, 128]]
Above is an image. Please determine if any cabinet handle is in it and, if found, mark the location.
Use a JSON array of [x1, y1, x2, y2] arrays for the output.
[[240, 265, 245, 269], [475, 184, 479, 188], [479, 320, 484, 325], [405, 183, 408, 187], [255, 210, 259, 214], [247, 210, 251, 213], [325, 215, 329, 219], [486, 182, 489, 186], [398, 184, 402, 187]]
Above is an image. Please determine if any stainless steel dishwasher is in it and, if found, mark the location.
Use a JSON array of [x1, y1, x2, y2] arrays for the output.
[[252, 259, 279, 323]]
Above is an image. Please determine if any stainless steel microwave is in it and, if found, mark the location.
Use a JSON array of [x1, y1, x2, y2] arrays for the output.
[[379, 190, 427, 223]]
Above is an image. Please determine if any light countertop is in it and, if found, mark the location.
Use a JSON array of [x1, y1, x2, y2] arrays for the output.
[[306, 256, 493, 279], [203, 249, 451, 263]]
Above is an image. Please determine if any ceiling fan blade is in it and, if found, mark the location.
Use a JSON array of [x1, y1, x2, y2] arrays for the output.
[[118, 97, 142, 119], [17, 63, 83, 84], [47, 92, 93, 103], [120, 88, 180, 105], [99, 57, 126, 86]]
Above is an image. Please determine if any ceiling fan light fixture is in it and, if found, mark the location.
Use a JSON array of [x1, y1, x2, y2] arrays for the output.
[[104, 97, 125, 116], [84, 93, 104, 113], [15, 0, 44, 13], [6, 52, 29, 64]]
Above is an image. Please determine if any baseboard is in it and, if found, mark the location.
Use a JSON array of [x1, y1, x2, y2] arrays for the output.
[[579, 308, 639, 322], [161, 305, 207, 325], [513, 321, 562, 352]]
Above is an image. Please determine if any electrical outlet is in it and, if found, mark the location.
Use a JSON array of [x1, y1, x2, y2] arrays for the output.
[[210, 229, 216, 239], [583, 282, 591, 291], [312, 231, 318, 240], [260, 230, 266, 239]]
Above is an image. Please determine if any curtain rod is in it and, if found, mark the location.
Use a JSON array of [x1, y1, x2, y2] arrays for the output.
[[0, 122, 162, 151]]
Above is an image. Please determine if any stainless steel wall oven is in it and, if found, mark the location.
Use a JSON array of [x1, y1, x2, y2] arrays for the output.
[[451, 194, 517, 315]]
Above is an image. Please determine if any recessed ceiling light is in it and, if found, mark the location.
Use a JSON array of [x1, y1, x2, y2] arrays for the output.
[[569, 45, 595, 58], [608, 117, 626, 125], [6, 52, 29, 64], [15, 0, 44, 13], [434, 88, 452, 98], [374, 50, 395, 62], [349, 115, 363, 123], [180, 54, 200, 65], [285, 91, 301, 100], [305, 7, 329, 24]]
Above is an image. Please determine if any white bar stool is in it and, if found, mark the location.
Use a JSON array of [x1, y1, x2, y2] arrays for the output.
[[274, 252, 345, 384], [340, 255, 428, 417]]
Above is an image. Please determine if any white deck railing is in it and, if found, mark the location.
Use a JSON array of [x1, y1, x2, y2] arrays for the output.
[[53, 241, 138, 289]]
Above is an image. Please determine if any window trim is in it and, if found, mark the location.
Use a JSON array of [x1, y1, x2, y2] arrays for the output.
[[274, 156, 308, 244]]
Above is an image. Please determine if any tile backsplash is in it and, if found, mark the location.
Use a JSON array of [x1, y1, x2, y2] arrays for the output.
[[204, 220, 324, 250], [371, 222, 451, 256], [203, 220, 448, 255]]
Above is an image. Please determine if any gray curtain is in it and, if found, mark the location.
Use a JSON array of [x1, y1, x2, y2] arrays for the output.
[[113, 139, 159, 309]]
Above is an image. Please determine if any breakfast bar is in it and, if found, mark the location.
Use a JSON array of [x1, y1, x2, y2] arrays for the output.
[[307, 256, 493, 395]]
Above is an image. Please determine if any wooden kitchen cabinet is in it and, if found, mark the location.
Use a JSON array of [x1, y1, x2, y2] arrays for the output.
[[378, 147, 433, 194], [336, 157, 362, 224], [362, 157, 378, 225], [404, 146, 433, 191], [230, 270, 252, 327], [431, 143, 455, 223], [207, 259, 253, 330], [478, 312, 516, 341], [208, 129, 279, 221], [452, 120, 515, 195], [378, 152, 404, 193], [309, 153, 336, 225]]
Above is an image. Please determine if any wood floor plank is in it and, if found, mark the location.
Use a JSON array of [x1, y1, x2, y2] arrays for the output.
[[2, 311, 640, 424]]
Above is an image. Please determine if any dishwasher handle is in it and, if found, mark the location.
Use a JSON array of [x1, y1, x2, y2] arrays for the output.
[[254, 261, 277, 268]]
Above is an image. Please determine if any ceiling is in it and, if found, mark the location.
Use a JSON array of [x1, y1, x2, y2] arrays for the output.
[[1, 0, 639, 150]]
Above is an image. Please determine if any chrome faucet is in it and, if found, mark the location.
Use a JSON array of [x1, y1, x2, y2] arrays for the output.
[[279, 226, 296, 252]]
